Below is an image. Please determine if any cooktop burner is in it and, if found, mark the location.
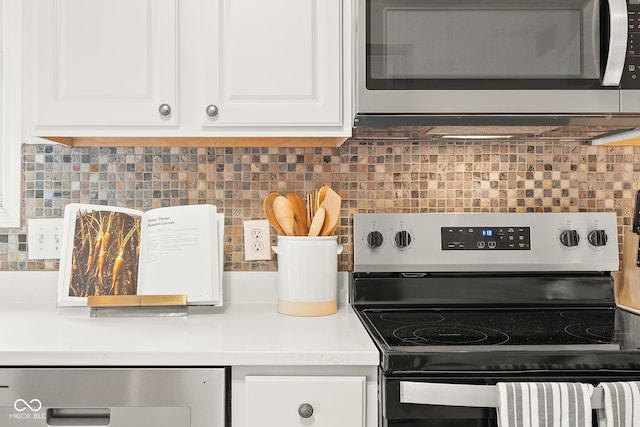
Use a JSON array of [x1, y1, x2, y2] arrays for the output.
[[361, 308, 618, 350], [394, 324, 510, 346]]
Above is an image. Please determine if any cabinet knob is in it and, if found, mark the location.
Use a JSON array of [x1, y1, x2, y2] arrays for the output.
[[158, 104, 172, 116], [206, 104, 219, 117], [298, 403, 314, 418]]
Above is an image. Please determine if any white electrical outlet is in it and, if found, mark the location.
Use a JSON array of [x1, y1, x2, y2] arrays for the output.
[[243, 220, 271, 261], [27, 218, 65, 259]]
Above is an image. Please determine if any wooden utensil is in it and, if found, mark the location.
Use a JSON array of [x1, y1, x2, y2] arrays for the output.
[[263, 192, 285, 235], [287, 193, 308, 236], [315, 185, 329, 212], [308, 206, 326, 237], [272, 195, 295, 236], [319, 187, 341, 236], [306, 193, 315, 226], [620, 230, 640, 310]]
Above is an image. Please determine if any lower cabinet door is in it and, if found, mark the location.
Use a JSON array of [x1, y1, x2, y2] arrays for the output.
[[245, 376, 365, 426]]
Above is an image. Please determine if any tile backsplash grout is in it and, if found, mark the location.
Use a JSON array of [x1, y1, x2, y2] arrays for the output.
[[1, 139, 639, 271]]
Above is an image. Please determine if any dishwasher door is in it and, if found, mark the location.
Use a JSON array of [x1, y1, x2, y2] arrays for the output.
[[0, 368, 228, 426]]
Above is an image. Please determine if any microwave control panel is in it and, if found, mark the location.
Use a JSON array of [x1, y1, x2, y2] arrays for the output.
[[624, 2, 640, 88]]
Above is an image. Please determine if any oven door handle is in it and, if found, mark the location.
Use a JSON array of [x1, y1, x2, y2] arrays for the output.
[[399, 381, 605, 409], [400, 381, 499, 408]]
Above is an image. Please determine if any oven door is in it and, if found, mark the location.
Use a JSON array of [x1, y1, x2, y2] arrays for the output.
[[357, 0, 629, 114], [382, 371, 640, 427]]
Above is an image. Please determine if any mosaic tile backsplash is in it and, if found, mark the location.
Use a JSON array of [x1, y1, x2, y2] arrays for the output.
[[2, 139, 640, 272]]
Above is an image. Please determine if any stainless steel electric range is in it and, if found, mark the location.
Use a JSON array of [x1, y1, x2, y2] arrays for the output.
[[351, 212, 640, 427]]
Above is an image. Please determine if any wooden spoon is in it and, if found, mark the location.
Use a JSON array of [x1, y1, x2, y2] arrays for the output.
[[263, 192, 285, 235], [315, 185, 329, 212], [319, 187, 341, 236], [308, 206, 326, 237], [272, 195, 295, 236], [287, 193, 308, 236]]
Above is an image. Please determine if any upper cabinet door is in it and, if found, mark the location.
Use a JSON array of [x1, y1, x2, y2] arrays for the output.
[[35, 0, 178, 126], [201, 0, 343, 128]]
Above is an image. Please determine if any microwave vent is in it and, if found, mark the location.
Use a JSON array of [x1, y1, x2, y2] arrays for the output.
[[352, 115, 640, 142], [428, 126, 558, 137]]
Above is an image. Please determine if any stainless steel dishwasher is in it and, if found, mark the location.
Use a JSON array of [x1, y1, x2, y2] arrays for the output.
[[0, 368, 228, 426]]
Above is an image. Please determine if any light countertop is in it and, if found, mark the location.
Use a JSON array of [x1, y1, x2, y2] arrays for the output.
[[0, 271, 379, 367]]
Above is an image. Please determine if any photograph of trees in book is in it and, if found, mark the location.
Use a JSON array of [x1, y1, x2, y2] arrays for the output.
[[68, 209, 141, 297]]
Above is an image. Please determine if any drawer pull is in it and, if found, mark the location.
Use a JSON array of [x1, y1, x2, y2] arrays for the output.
[[298, 403, 314, 418]]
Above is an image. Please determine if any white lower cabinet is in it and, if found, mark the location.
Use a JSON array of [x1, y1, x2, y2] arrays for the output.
[[232, 367, 377, 427], [245, 376, 365, 426]]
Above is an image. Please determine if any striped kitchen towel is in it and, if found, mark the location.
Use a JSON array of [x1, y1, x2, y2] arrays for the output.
[[597, 382, 640, 427], [497, 382, 594, 427]]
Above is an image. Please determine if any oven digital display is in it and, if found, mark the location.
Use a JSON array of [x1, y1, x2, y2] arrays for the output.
[[441, 226, 531, 250]]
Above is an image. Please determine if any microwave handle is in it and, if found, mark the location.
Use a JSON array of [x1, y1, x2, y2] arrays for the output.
[[602, 0, 628, 86]]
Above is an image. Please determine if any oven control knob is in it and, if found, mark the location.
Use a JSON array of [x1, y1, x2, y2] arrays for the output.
[[559, 229, 580, 247], [366, 231, 384, 248], [394, 230, 412, 248], [587, 229, 608, 247]]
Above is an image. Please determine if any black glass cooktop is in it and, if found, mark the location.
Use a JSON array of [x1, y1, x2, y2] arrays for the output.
[[361, 308, 618, 350]]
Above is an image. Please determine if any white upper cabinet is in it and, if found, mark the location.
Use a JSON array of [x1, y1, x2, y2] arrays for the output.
[[34, 0, 178, 127], [24, 0, 352, 142], [200, 0, 342, 128], [0, 0, 22, 228]]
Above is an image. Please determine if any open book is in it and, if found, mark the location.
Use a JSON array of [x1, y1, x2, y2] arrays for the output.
[[57, 203, 224, 307]]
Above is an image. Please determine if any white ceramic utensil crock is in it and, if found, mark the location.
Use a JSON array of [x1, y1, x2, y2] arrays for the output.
[[272, 236, 343, 316]]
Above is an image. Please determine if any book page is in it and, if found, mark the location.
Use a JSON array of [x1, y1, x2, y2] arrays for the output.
[[137, 204, 221, 304], [57, 203, 143, 307]]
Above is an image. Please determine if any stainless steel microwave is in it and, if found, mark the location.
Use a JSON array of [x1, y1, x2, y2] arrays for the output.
[[356, 0, 640, 124]]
